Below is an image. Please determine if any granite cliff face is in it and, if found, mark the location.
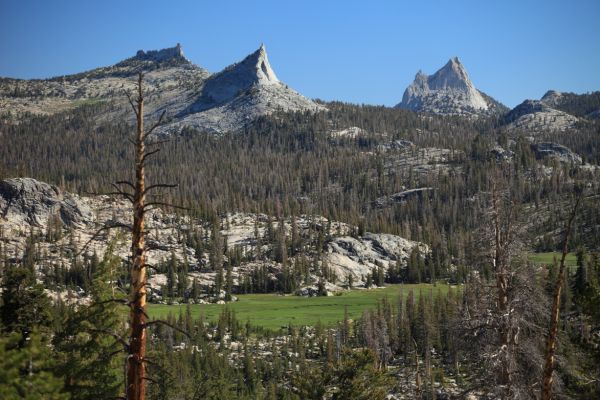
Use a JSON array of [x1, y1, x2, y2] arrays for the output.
[[0, 178, 91, 227], [396, 57, 507, 117], [324, 233, 427, 283]]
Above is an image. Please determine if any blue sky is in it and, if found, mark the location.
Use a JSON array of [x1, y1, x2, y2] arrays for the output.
[[1, 0, 599, 107]]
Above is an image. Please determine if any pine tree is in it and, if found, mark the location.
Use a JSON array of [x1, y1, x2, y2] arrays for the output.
[[1, 263, 52, 344], [225, 265, 233, 301], [0, 332, 68, 400], [191, 277, 200, 302], [54, 247, 125, 399], [573, 248, 588, 298]]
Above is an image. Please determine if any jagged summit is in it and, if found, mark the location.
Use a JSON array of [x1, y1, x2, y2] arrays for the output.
[[246, 43, 279, 83], [199, 44, 280, 105], [163, 44, 324, 134], [397, 57, 506, 117], [132, 43, 187, 63], [427, 57, 472, 91], [43, 42, 202, 84], [115, 43, 193, 69]]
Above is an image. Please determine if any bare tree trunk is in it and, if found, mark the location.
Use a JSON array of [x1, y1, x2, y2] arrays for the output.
[[541, 196, 581, 400], [414, 338, 421, 398], [492, 184, 513, 389], [127, 73, 147, 400]]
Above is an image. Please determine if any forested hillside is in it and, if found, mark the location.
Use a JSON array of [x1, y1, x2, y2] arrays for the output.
[[2, 92, 600, 398]]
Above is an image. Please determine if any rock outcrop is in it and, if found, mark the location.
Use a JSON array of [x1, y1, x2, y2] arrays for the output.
[[133, 43, 187, 63], [396, 57, 507, 117], [490, 145, 514, 161], [502, 99, 580, 133], [372, 188, 434, 209], [531, 142, 582, 164], [0, 177, 91, 227], [324, 233, 427, 282]]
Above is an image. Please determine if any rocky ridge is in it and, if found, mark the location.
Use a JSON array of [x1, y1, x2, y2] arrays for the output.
[[502, 99, 580, 134], [0, 44, 323, 135]]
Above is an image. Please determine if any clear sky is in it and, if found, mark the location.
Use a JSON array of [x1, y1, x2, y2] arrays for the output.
[[1, 0, 599, 108]]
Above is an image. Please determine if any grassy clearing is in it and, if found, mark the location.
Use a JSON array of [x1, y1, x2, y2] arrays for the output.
[[148, 283, 455, 331], [528, 252, 577, 267], [71, 98, 104, 107]]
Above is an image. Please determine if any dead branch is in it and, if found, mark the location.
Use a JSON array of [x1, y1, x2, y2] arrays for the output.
[[76, 222, 133, 257], [541, 193, 582, 400], [140, 149, 160, 164], [143, 320, 191, 338], [125, 91, 139, 119], [116, 181, 136, 191], [142, 110, 166, 141]]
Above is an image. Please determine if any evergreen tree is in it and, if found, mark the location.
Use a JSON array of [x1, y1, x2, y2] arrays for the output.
[[53, 246, 125, 400], [0, 332, 68, 400], [1, 263, 52, 344]]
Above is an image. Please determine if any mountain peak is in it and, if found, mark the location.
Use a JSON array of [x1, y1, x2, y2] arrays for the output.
[[540, 90, 564, 107], [198, 44, 280, 105], [166, 44, 323, 134], [429, 56, 471, 91], [132, 43, 188, 63], [397, 57, 506, 116], [241, 43, 279, 84]]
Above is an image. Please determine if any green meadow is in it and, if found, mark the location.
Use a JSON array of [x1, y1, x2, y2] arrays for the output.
[[528, 252, 577, 267], [148, 283, 455, 331]]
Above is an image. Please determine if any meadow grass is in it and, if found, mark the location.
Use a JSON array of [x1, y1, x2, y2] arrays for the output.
[[148, 283, 455, 331], [528, 252, 577, 267]]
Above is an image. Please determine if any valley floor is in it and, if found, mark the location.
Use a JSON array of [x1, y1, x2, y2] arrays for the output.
[[149, 283, 454, 331]]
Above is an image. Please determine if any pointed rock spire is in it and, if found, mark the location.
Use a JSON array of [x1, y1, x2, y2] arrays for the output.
[[428, 56, 472, 91], [200, 44, 280, 104], [396, 57, 505, 116], [244, 43, 279, 84]]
